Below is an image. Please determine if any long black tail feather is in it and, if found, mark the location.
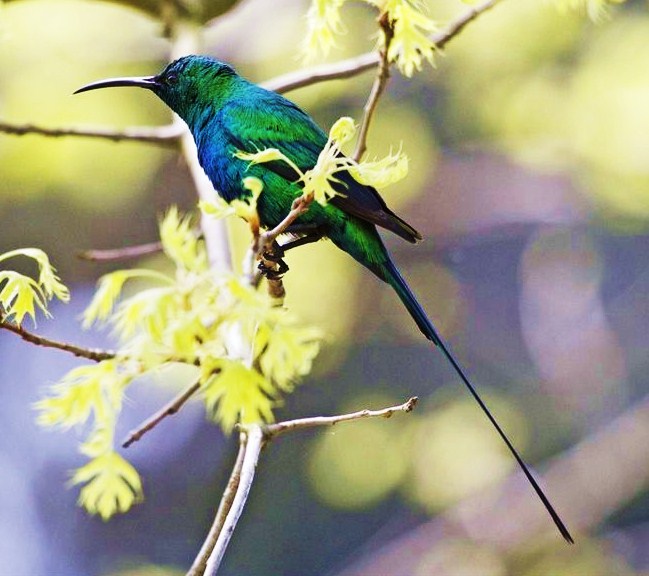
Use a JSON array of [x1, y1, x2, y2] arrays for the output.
[[383, 257, 574, 544]]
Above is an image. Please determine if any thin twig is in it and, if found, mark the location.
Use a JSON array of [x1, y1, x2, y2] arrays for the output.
[[0, 120, 183, 146], [122, 380, 201, 448], [0, 320, 116, 361], [187, 438, 248, 576], [433, 0, 500, 52], [266, 396, 418, 439], [262, 52, 379, 94], [258, 194, 314, 250], [78, 240, 164, 262], [353, 12, 394, 162], [264, 0, 502, 94], [204, 426, 266, 576]]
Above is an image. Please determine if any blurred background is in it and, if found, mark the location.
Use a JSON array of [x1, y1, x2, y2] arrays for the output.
[[1, 0, 648, 574]]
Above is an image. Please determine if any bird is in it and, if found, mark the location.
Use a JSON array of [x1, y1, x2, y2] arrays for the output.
[[76, 55, 573, 543]]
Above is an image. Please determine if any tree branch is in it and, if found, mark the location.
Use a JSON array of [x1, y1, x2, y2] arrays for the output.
[[0, 319, 116, 361], [203, 426, 265, 576], [264, 0, 503, 94], [353, 12, 394, 162], [122, 380, 201, 448], [187, 438, 248, 576], [266, 396, 418, 439], [0, 0, 501, 149], [245, 193, 315, 300], [0, 120, 182, 146], [192, 397, 418, 574], [78, 240, 164, 262]]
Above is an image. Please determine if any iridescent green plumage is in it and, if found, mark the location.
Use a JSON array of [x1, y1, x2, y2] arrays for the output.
[[75, 55, 573, 543]]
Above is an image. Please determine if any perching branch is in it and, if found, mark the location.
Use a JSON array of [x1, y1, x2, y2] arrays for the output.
[[0, 120, 182, 146], [353, 11, 394, 162], [246, 193, 315, 300], [0, 319, 116, 361], [78, 240, 164, 262], [122, 380, 201, 448]]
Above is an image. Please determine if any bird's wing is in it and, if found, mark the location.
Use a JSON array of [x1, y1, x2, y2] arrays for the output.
[[221, 94, 421, 243]]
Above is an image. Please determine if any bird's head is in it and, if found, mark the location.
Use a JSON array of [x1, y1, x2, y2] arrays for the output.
[[75, 55, 238, 121]]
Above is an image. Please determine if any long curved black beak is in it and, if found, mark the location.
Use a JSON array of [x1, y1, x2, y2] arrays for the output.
[[74, 76, 159, 94]]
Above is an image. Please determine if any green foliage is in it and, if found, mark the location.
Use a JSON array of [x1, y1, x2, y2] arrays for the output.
[[37, 208, 322, 519], [72, 451, 143, 521], [0, 247, 69, 325]]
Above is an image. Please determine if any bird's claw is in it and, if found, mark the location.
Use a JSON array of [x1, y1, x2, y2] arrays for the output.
[[261, 248, 285, 263], [258, 257, 289, 280], [256, 239, 289, 280]]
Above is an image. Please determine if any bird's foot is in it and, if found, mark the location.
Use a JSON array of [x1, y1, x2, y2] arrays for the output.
[[258, 241, 289, 280]]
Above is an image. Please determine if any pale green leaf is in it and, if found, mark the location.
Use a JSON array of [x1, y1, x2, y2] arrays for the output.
[[0, 271, 47, 325], [159, 207, 206, 272], [71, 451, 143, 520], [302, 0, 348, 61], [202, 359, 276, 432], [83, 269, 172, 329], [383, 0, 438, 77], [258, 324, 322, 390], [0, 247, 69, 309]]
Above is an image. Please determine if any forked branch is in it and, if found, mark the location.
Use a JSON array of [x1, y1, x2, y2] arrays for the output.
[[193, 397, 418, 575]]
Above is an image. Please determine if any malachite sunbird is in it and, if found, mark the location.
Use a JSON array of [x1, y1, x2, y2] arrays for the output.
[[76, 55, 573, 543]]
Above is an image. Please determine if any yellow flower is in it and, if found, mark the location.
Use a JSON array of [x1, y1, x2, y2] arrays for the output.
[[351, 146, 409, 188], [381, 0, 438, 77], [302, 0, 348, 62]]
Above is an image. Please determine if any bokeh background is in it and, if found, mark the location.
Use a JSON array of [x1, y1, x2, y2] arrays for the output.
[[1, 0, 648, 574]]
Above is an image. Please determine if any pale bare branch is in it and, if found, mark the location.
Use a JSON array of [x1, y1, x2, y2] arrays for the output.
[[187, 438, 247, 576], [78, 240, 164, 262], [204, 426, 265, 576], [266, 396, 418, 439], [353, 12, 394, 162]]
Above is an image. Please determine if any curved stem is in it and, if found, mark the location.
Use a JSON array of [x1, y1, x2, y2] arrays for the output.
[[353, 11, 394, 162]]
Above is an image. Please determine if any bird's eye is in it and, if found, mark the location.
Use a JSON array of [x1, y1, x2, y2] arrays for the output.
[[166, 73, 178, 86]]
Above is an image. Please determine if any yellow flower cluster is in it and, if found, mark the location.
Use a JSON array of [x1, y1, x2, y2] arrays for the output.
[[303, 0, 438, 77]]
